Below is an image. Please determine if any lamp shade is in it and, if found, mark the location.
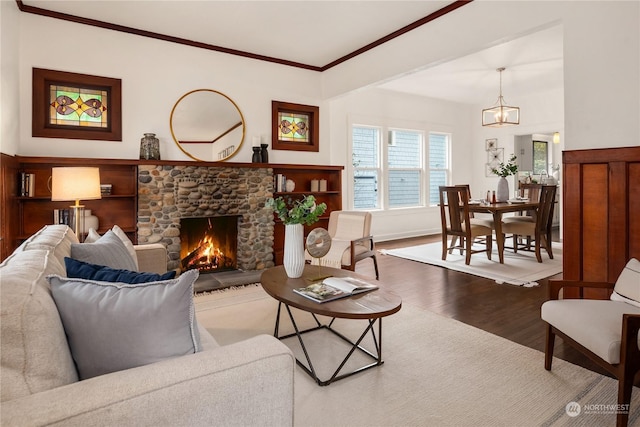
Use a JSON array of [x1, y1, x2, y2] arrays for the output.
[[51, 167, 102, 201]]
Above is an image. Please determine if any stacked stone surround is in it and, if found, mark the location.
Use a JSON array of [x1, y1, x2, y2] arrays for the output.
[[137, 164, 275, 272]]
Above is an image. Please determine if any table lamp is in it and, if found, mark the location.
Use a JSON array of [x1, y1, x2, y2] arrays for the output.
[[51, 167, 101, 242]]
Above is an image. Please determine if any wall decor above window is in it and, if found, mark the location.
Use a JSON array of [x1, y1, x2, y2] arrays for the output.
[[271, 101, 319, 152], [32, 68, 122, 141]]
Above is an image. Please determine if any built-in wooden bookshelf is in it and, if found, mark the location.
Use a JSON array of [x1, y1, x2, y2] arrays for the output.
[[14, 156, 138, 243], [270, 164, 343, 264]]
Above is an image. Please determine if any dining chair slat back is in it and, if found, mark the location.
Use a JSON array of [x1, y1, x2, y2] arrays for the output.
[[439, 185, 493, 265]]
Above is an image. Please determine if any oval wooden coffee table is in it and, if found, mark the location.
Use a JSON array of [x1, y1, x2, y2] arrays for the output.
[[261, 265, 402, 386]]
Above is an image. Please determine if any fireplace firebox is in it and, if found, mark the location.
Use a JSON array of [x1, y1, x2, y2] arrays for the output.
[[180, 216, 238, 273]]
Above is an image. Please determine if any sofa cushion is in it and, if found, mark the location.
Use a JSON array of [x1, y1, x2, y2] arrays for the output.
[[64, 257, 175, 283], [2, 225, 77, 269], [48, 269, 202, 380], [541, 299, 640, 364], [85, 225, 139, 270], [71, 230, 138, 271], [0, 248, 79, 402], [611, 258, 640, 307]]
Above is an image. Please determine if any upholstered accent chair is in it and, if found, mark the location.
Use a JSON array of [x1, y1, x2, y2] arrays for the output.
[[541, 258, 640, 427], [319, 210, 379, 280]]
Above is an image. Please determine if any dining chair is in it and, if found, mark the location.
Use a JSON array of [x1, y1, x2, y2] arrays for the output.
[[512, 183, 542, 221], [447, 184, 492, 253], [439, 186, 494, 265], [501, 185, 556, 262]]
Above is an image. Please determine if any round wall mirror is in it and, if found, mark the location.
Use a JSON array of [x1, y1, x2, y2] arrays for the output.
[[170, 89, 245, 161]]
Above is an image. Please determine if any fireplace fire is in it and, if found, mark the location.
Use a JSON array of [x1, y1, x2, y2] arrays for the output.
[[180, 216, 238, 273]]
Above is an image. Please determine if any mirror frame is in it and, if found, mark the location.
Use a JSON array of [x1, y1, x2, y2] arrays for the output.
[[169, 89, 246, 161]]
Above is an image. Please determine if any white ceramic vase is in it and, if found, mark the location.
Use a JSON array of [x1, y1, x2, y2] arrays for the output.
[[283, 223, 305, 278], [497, 177, 509, 202]]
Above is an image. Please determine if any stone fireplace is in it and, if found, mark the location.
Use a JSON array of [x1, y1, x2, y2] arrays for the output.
[[136, 164, 274, 273]]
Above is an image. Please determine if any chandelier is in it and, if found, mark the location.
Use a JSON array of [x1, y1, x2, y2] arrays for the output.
[[482, 67, 520, 127]]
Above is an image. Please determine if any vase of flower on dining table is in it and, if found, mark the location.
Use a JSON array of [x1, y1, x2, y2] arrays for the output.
[[491, 153, 518, 202]]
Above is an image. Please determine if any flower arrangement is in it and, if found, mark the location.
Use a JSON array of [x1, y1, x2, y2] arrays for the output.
[[266, 194, 327, 225], [491, 154, 519, 177]]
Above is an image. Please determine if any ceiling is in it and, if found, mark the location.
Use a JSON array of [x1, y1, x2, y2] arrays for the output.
[[19, 0, 563, 105]]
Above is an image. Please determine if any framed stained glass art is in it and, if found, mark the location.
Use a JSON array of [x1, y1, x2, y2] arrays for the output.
[[32, 68, 122, 141], [272, 101, 319, 151]]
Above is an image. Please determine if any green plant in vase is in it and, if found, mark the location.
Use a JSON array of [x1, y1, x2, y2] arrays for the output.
[[266, 194, 327, 225], [490, 154, 518, 202], [266, 194, 327, 278]]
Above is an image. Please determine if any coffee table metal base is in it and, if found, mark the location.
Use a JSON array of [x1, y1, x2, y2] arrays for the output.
[[274, 302, 383, 386]]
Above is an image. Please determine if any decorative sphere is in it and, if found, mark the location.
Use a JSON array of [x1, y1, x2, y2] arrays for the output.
[[306, 228, 331, 258]]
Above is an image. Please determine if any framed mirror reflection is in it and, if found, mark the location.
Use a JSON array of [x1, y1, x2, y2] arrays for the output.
[[170, 89, 245, 161]]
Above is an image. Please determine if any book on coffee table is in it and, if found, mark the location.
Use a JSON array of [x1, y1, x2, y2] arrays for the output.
[[293, 276, 378, 303]]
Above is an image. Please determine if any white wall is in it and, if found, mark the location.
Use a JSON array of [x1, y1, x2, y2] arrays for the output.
[[0, 0, 20, 155], [15, 13, 329, 165], [329, 88, 474, 241]]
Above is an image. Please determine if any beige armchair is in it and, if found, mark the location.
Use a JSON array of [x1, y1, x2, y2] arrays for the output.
[[541, 258, 640, 427], [312, 211, 379, 279]]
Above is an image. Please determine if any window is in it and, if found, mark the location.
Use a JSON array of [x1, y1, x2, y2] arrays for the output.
[[352, 127, 380, 209], [351, 124, 450, 210], [388, 130, 423, 207], [428, 133, 450, 206], [533, 140, 548, 175]]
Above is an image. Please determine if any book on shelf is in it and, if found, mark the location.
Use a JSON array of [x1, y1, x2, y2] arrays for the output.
[[19, 173, 35, 197], [293, 276, 378, 303], [53, 209, 72, 225]]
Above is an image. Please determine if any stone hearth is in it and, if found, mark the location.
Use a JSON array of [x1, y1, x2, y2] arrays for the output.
[[137, 164, 274, 273]]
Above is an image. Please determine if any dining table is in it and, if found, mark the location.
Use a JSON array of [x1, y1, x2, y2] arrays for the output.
[[468, 200, 539, 264]]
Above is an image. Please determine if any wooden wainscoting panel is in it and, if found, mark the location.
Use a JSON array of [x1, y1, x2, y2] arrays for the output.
[[581, 163, 609, 283], [630, 162, 640, 260]]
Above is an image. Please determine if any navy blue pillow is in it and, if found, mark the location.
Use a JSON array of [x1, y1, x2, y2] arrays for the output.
[[64, 257, 176, 284]]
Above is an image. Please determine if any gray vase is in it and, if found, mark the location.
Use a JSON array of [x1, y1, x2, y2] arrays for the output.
[[497, 177, 509, 202], [140, 133, 161, 160]]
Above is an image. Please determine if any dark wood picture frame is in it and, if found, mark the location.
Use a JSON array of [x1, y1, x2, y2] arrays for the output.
[[32, 68, 122, 141], [271, 101, 319, 152]]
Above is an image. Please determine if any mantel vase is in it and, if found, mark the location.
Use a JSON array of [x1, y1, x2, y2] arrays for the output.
[[283, 223, 305, 278], [497, 177, 509, 202]]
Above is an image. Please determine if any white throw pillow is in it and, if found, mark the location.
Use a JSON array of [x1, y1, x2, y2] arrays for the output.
[[610, 258, 640, 308], [84, 225, 139, 270], [47, 269, 201, 380], [70, 230, 138, 271]]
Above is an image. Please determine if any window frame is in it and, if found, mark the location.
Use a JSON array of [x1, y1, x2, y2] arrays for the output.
[[349, 120, 451, 211]]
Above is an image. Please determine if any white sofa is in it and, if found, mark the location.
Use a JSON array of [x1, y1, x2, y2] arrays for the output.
[[0, 225, 294, 426]]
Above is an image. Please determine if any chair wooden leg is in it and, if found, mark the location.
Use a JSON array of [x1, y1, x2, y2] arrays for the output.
[[544, 325, 555, 370], [512, 234, 518, 253], [617, 375, 632, 427], [544, 234, 554, 259], [535, 236, 543, 263], [448, 236, 460, 254], [486, 234, 492, 261], [465, 235, 472, 265], [371, 254, 380, 280], [441, 234, 448, 260]]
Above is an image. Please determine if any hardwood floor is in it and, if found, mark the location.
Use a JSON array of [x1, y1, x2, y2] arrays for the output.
[[352, 232, 610, 378]]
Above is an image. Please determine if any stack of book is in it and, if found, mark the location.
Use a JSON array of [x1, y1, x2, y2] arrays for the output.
[[19, 172, 35, 197], [53, 209, 73, 225], [274, 174, 287, 192]]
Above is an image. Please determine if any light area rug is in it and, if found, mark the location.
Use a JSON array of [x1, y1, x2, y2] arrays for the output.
[[380, 241, 563, 287], [194, 285, 640, 427]]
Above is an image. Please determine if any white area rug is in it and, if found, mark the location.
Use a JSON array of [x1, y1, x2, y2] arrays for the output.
[[195, 285, 639, 427], [380, 241, 563, 287]]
